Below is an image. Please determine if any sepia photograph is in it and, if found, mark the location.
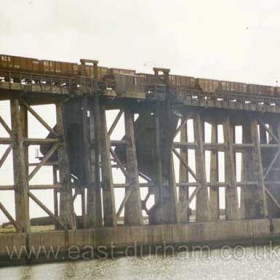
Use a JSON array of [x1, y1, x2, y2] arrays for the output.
[[0, 0, 280, 279]]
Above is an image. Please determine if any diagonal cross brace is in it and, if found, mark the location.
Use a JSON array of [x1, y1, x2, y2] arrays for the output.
[[28, 144, 59, 182], [21, 100, 58, 136], [28, 190, 68, 230], [172, 147, 199, 182], [0, 202, 21, 231], [180, 186, 202, 216], [108, 110, 123, 136], [0, 116, 12, 135], [264, 148, 280, 180], [0, 144, 12, 168], [110, 147, 129, 179]]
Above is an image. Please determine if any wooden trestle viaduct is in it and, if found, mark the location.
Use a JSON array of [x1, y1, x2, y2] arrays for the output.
[[1, 57, 280, 264]]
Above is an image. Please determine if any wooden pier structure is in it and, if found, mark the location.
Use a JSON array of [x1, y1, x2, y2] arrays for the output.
[[1, 56, 280, 264]]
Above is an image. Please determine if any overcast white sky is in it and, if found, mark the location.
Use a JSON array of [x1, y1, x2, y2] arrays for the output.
[[1, 0, 280, 84], [0, 0, 280, 223]]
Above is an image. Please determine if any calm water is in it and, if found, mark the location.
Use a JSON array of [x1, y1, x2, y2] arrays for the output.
[[1, 246, 280, 280]]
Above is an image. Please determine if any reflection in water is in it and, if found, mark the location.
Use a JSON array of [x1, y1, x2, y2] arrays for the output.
[[1, 246, 280, 279]]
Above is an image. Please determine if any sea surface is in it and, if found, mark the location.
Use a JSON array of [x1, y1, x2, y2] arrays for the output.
[[1, 245, 280, 279]]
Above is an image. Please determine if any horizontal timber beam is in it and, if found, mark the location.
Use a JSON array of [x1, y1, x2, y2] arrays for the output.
[[173, 142, 280, 150], [24, 138, 60, 145]]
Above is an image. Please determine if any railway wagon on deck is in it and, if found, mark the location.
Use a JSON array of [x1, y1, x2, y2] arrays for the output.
[[169, 75, 196, 90], [0, 55, 79, 76], [0, 55, 40, 72], [275, 87, 280, 96], [197, 78, 219, 93], [111, 68, 136, 76], [247, 84, 275, 97], [219, 80, 247, 93], [39, 60, 79, 76]]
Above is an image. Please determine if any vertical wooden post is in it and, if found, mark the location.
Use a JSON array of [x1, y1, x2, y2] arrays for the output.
[[252, 119, 268, 217], [11, 99, 30, 232], [193, 114, 209, 222], [99, 105, 117, 227], [56, 102, 76, 229], [209, 122, 219, 221], [178, 119, 189, 223], [223, 115, 239, 220], [242, 121, 254, 218], [124, 108, 143, 225], [86, 96, 102, 227], [242, 118, 267, 218]]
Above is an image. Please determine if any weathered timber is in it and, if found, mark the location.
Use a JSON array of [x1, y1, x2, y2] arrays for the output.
[[56, 103, 76, 229], [85, 96, 103, 227], [193, 113, 209, 222], [10, 99, 30, 232], [209, 122, 220, 221], [178, 118, 190, 223], [123, 108, 143, 225], [223, 115, 239, 220], [99, 104, 117, 227]]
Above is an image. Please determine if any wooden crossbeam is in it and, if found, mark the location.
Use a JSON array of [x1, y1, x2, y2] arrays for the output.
[[110, 147, 129, 179], [29, 184, 60, 190], [172, 148, 199, 182], [28, 144, 59, 182], [114, 183, 152, 188], [25, 138, 60, 145], [1, 181, 267, 190], [21, 100, 58, 136], [176, 181, 260, 187], [173, 142, 198, 149], [28, 190, 68, 230], [0, 116, 12, 135], [110, 140, 128, 146], [0, 144, 12, 168], [108, 110, 123, 136], [0, 202, 20, 231], [174, 142, 279, 150], [0, 138, 12, 144]]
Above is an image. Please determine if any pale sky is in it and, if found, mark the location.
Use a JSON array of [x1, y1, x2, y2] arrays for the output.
[[0, 0, 279, 223], [1, 0, 280, 84]]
